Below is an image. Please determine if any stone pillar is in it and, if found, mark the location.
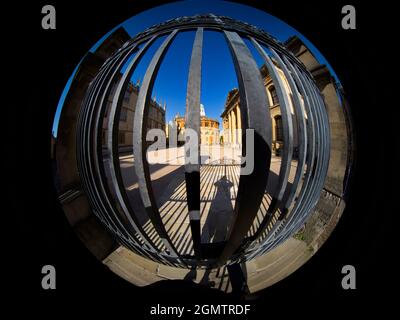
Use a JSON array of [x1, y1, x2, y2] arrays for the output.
[[231, 108, 236, 145], [228, 112, 232, 145]]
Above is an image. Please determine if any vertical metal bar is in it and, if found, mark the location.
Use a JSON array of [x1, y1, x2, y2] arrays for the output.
[[100, 36, 176, 265], [258, 64, 324, 255], [299, 72, 325, 212], [217, 30, 272, 265], [133, 30, 182, 259], [184, 28, 203, 258], [104, 36, 164, 255], [78, 49, 135, 241], [83, 77, 151, 258], [247, 56, 318, 259], [248, 38, 294, 238], [304, 75, 330, 209], [265, 68, 320, 253], [250, 38, 294, 203], [266, 73, 329, 254], [83, 42, 163, 262], [268, 47, 307, 218]]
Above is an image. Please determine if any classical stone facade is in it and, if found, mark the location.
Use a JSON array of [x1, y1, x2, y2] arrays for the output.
[[221, 35, 347, 166], [174, 104, 220, 145], [221, 64, 294, 156]]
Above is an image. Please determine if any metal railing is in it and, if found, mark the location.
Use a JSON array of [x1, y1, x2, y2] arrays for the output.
[[76, 14, 330, 268]]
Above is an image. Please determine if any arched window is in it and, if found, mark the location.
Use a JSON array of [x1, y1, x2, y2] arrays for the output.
[[269, 86, 279, 106], [274, 115, 283, 141]]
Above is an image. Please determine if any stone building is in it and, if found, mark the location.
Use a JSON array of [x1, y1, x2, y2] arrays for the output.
[[221, 63, 294, 156], [54, 27, 131, 196], [53, 27, 132, 260], [221, 35, 350, 195], [102, 78, 166, 152], [285, 36, 350, 196], [174, 104, 220, 145]]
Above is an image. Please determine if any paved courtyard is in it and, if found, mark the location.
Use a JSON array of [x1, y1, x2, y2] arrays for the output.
[[100, 145, 327, 293]]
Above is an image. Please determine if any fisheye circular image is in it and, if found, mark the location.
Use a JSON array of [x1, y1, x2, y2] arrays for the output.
[[51, 1, 353, 294]]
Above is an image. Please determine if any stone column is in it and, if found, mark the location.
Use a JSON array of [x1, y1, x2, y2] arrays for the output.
[[228, 112, 232, 145], [231, 108, 236, 145]]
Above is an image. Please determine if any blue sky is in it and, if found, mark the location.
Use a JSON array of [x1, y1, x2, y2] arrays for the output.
[[52, 0, 340, 136]]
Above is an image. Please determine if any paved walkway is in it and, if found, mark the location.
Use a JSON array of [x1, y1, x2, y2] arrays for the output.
[[103, 237, 311, 293], [102, 146, 309, 293]]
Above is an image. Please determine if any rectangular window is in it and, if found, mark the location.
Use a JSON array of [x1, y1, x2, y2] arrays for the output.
[[120, 108, 128, 122], [270, 86, 279, 106]]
